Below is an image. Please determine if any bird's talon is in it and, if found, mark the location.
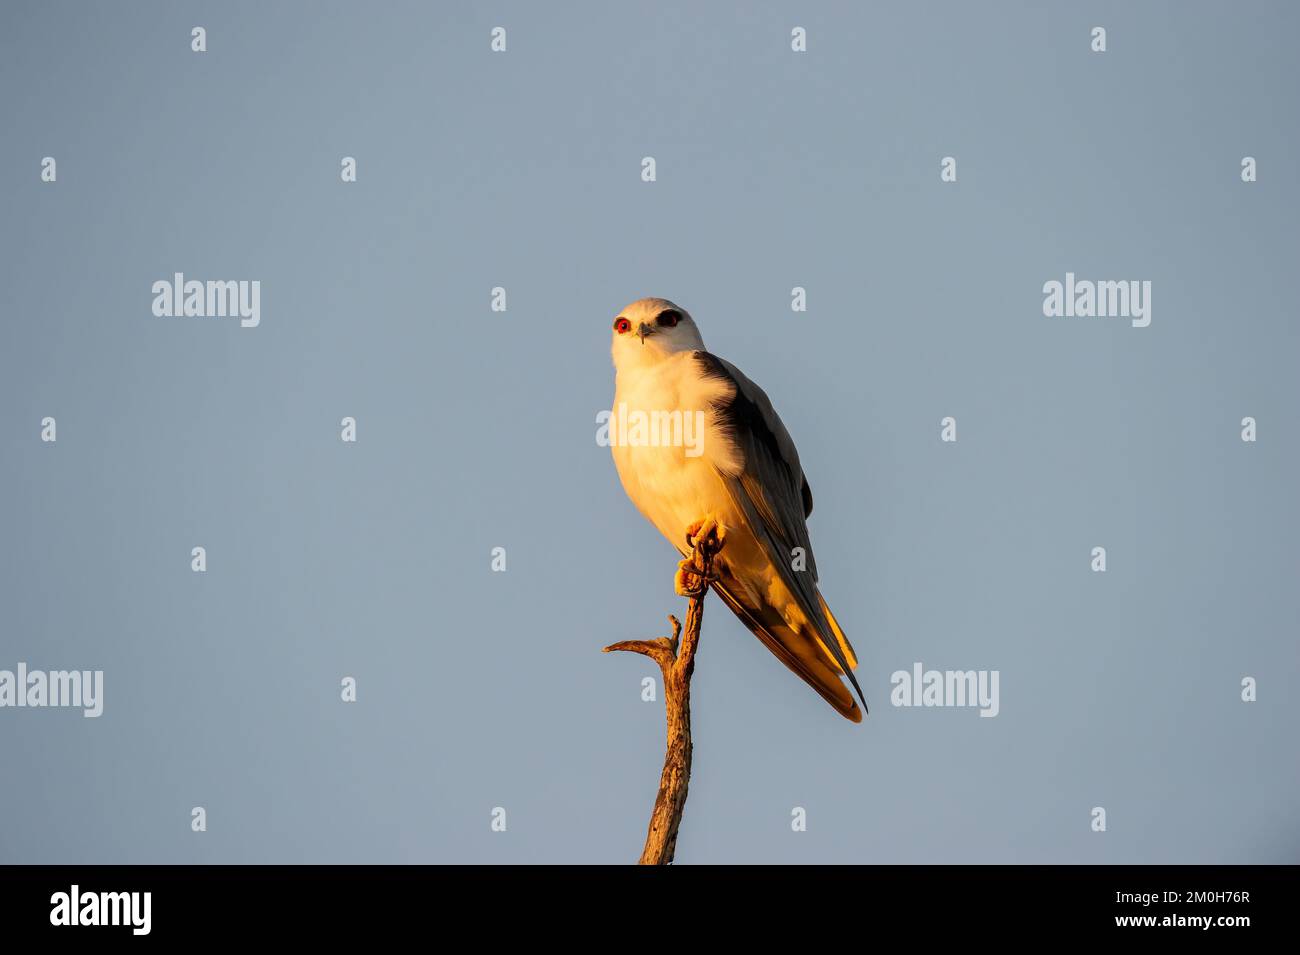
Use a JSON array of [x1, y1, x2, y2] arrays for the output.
[[685, 516, 722, 551], [674, 557, 717, 597]]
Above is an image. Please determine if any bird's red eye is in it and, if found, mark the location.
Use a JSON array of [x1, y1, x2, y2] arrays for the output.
[[656, 309, 681, 328], [614, 317, 632, 334]]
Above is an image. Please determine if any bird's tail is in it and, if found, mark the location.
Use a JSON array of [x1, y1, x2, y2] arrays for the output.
[[818, 595, 858, 671], [711, 583, 864, 723], [814, 593, 868, 716]]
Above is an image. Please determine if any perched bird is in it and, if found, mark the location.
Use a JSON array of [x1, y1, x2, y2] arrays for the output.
[[608, 297, 867, 721]]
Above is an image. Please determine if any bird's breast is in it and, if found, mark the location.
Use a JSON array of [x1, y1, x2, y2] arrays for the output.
[[610, 354, 744, 548]]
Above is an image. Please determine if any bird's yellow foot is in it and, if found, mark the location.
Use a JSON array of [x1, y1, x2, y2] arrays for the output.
[[685, 516, 724, 550], [674, 556, 716, 598]]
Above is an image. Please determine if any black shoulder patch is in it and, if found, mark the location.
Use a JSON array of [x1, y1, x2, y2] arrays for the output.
[[691, 350, 728, 382], [693, 351, 793, 484]]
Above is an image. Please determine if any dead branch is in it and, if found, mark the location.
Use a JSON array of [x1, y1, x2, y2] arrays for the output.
[[603, 523, 724, 865]]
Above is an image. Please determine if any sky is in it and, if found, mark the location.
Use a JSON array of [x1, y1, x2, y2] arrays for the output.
[[0, 0, 1296, 863]]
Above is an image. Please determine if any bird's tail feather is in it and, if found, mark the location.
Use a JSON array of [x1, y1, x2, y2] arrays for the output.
[[809, 594, 869, 716], [818, 595, 858, 671], [711, 582, 863, 723]]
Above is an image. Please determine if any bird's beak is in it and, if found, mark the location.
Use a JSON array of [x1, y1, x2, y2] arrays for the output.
[[637, 322, 653, 343]]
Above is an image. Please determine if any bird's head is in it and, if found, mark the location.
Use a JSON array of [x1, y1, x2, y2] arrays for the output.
[[610, 297, 705, 369]]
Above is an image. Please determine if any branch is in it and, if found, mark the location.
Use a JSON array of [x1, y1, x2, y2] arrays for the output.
[[603, 522, 724, 865]]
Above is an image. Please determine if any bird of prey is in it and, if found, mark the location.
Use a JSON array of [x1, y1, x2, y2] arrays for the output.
[[608, 297, 867, 721]]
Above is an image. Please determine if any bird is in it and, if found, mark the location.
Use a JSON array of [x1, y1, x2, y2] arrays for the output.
[[608, 297, 867, 722]]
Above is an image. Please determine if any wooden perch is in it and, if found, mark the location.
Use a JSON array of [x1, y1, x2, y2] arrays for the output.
[[604, 521, 724, 865]]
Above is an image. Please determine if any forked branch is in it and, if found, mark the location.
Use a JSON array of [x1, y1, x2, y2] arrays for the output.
[[603, 522, 724, 865]]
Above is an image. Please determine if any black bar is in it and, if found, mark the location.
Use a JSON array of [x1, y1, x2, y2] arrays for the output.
[[0, 864, 1285, 940]]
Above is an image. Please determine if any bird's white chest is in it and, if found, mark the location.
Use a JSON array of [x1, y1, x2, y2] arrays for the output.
[[610, 354, 742, 550]]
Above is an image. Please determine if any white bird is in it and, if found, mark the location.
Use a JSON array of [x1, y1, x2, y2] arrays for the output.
[[608, 297, 867, 721]]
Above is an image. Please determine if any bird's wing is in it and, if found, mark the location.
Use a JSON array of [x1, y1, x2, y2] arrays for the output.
[[693, 352, 867, 717]]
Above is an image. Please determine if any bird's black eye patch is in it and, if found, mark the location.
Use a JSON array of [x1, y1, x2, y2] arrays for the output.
[[656, 309, 682, 328]]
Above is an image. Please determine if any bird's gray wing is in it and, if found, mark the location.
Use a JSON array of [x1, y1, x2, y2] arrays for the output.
[[693, 351, 867, 714]]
